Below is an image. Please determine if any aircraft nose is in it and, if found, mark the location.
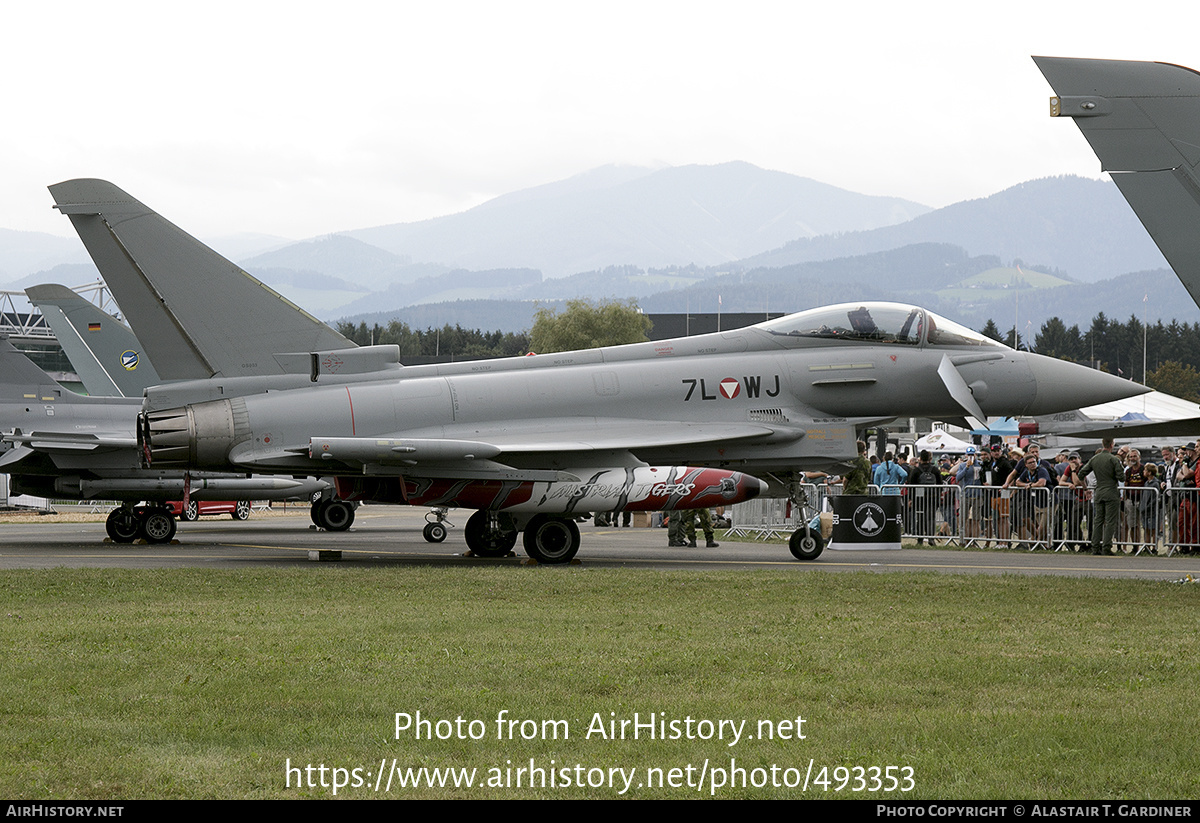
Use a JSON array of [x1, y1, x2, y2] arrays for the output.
[[1024, 352, 1149, 414]]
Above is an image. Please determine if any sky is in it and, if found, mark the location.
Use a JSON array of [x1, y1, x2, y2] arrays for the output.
[[2, 0, 1197, 242]]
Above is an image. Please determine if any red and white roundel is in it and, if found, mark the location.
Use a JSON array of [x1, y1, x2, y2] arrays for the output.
[[719, 378, 741, 399]]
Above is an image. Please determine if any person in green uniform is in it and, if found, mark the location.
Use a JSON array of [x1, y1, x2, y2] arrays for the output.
[[683, 508, 719, 548], [1079, 438, 1123, 555], [843, 440, 871, 495]]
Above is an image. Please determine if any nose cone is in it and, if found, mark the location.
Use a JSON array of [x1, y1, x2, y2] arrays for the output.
[[1023, 352, 1149, 414]]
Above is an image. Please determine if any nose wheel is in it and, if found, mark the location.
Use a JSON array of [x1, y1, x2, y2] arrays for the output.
[[422, 508, 451, 543], [789, 527, 823, 560]]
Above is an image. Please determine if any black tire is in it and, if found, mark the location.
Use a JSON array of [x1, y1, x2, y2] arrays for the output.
[[789, 528, 824, 561], [423, 522, 448, 543], [140, 509, 177, 544], [310, 501, 323, 526], [180, 501, 199, 522], [464, 510, 517, 557], [106, 508, 142, 543], [522, 515, 580, 564], [317, 500, 354, 531], [232, 500, 252, 520]]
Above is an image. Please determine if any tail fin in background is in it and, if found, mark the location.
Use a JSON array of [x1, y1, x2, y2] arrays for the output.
[[1034, 56, 1200, 308], [0, 335, 87, 405], [25, 284, 161, 397], [48, 179, 355, 381]]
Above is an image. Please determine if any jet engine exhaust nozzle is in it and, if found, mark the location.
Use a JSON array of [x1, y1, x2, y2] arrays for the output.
[[139, 399, 242, 470]]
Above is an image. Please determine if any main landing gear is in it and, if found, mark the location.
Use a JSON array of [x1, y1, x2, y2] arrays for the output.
[[463, 510, 518, 557], [310, 498, 355, 531], [461, 511, 581, 564], [105, 505, 177, 545], [522, 515, 581, 564]]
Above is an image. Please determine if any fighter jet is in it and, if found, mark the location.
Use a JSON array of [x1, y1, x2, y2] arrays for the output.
[[41, 180, 1146, 562], [138, 301, 1144, 562], [1035, 55, 1200, 439]]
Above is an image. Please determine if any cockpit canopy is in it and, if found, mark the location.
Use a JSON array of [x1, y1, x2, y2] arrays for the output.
[[757, 302, 1004, 349]]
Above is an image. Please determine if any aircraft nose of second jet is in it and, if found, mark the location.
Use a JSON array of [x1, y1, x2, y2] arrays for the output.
[[1023, 352, 1149, 414]]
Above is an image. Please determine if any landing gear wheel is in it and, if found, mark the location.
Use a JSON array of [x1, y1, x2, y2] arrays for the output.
[[423, 522, 448, 543], [232, 500, 252, 520], [315, 500, 354, 531], [522, 515, 581, 564], [180, 501, 200, 521], [789, 528, 824, 561], [310, 501, 323, 526], [464, 510, 517, 557], [139, 508, 177, 544], [106, 508, 142, 543]]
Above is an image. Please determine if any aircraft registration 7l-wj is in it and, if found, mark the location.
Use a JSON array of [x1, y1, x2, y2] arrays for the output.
[[27, 179, 1145, 563], [137, 299, 1143, 562]]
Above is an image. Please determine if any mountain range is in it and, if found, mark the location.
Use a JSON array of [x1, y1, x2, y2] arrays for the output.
[[0, 162, 1183, 335]]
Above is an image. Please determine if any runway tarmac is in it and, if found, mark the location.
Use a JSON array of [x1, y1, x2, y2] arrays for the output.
[[2, 505, 1197, 581]]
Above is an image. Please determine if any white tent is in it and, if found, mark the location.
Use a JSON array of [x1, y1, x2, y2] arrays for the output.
[[914, 430, 975, 454]]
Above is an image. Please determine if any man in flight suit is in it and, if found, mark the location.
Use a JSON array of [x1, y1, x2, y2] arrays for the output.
[[1079, 439, 1123, 555]]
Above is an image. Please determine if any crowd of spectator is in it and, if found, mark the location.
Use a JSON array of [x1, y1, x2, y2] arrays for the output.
[[808, 437, 1199, 555]]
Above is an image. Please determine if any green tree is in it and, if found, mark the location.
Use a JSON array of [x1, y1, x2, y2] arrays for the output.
[[529, 299, 653, 353], [1033, 317, 1081, 361], [334, 320, 529, 358], [1084, 312, 1111, 372], [1146, 361, 1200, 403]]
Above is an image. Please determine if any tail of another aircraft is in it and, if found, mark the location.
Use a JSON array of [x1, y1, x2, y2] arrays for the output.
[[25, 284, 162, 397], [1035, 56, 1200, 308], [0, 335, 88, 405], [48, 179, 355, 382]]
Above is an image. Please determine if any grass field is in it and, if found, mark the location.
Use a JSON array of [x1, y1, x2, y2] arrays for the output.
[[936, 266, 1075, 303], [2, 567, 1196, 799]]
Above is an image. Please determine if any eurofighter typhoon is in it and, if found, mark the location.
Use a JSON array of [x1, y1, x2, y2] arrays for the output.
[[31, 182, 1146, 563], [137, 297, 1143, 561]]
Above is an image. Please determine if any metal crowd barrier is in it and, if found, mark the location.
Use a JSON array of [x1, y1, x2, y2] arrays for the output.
[[1163, 487, 1200, 557], [729, 483, 1196, 556], [893, 483, 960, 545]]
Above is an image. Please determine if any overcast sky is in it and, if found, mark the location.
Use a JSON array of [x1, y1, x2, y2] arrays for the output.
[[2, 0, 1195, 241]]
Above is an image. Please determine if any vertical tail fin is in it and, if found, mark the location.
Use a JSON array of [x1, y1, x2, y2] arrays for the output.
[[0, 335, 87, 404], [25, 284, 161, 397], [48, 179, 355, 381]]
